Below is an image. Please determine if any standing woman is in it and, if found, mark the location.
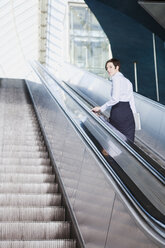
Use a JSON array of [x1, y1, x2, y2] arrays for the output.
[[92, 58, 136, 142]]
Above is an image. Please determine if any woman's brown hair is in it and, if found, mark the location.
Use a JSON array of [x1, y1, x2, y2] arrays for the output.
[[105, 58, 120, 70]]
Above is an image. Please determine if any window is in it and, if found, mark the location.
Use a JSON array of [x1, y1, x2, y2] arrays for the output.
[[69, 4, 112, 77]]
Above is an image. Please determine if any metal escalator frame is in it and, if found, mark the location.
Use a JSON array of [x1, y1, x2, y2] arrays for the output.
[[39, 62, 165, 184], [30, 61, 165, 244], [62, 80, 165, 185]]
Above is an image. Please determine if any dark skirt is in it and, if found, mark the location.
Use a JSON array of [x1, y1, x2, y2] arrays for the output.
[[109, 101, 135, 142]]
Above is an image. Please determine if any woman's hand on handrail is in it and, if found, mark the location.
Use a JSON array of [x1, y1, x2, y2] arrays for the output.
[[92, 106, 101, 113]]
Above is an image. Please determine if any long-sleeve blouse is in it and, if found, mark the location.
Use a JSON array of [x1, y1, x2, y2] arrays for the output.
[[100, 71, 136, 113]]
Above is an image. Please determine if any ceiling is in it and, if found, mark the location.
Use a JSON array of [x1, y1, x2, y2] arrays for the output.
[[0, 0, 40, 78], [138, 1, 165, 30], [0, 0, 164, 79], [95, 0, 165, 41]]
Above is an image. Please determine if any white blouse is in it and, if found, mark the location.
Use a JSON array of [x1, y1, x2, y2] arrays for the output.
[[100, 71, 136, 113]]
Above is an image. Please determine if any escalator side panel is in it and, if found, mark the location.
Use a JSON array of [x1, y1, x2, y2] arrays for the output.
[[135, 94, 165, 159], [26, 80, 160, 248]]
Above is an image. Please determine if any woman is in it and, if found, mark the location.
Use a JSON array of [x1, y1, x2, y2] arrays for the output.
[[92, 58, 136, 142]]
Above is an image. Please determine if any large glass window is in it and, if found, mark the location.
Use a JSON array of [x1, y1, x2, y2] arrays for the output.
[[0, 0, 38, 78], [69, 4, 111, 77]]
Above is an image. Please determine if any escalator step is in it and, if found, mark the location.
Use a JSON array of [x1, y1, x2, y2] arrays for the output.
[[0, 157, 50, 165], [0, 144, 47, 152], [0, 207, 65, 221], [0, 240, 76, 248], [0, 80, 76, 246], [0, 150, 48, 158], [0, 183, 58, 193], [0, 222, 70, 240], [0, 165, 52, 174], [0, 194, 62, 206], [0, 173, 55, 183]]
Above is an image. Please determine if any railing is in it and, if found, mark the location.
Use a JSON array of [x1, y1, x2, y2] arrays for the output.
[[28, 61, 165, 245], [59, 62, 165, 177]]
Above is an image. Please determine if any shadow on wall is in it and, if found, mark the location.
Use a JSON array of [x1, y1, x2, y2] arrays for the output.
[[85, 0, 165, 105]]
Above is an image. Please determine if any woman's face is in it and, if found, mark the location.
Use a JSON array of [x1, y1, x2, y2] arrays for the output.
[[106, 62, 119, 76]]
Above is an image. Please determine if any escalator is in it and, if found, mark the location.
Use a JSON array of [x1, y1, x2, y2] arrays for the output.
[[27, 62, 165, 248], [60, 80, 165, 184], [59, 62, 165, 174], [0, 79, 77, 248]]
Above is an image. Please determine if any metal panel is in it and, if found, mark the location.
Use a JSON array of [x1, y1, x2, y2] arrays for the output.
[[105, 196, 159, 248], [26, 78, 162, 248]]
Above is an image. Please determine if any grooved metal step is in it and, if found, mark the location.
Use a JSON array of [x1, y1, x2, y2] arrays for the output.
[[1, 163, 51, 167], [0, 183, 58, 193], [0, 166, 52, 174], [1, 140, 45, 146], [0, 173, 55, 183], [0, 150, 48, 158], [1, 127, 42, 132], [2, 132, 43, 138], [0, 145, 47, 152], [0, 207, 65, 221], [0, 240, 76, 248], [0, 194, 62, 206], [0, 79, 76, 247], [0, 157, 50, 165], [0, 222, 70, 240]]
